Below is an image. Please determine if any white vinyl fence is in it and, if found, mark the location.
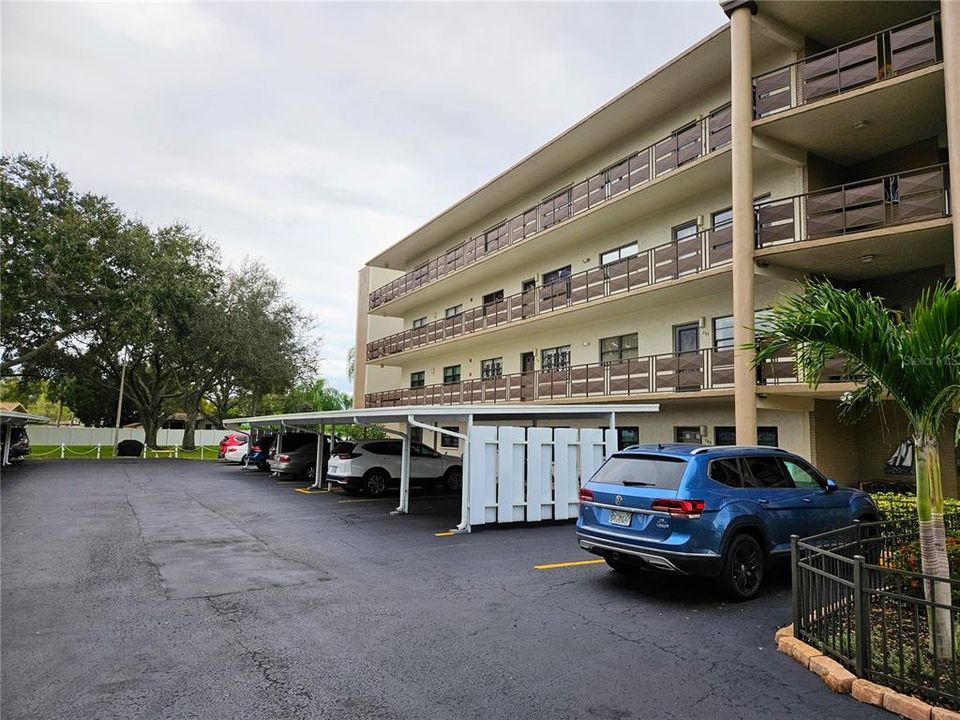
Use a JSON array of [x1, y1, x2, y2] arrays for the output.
[[29, 426, 225, 448], [468, 425, 617, 527]]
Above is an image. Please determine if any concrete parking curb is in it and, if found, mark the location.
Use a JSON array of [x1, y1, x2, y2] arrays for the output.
[[775, 625, 960, 720]]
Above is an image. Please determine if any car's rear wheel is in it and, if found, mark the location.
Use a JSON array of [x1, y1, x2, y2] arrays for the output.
[[718, 534, 765, 601], [301, 463, 316, 482], [363, 470, 390, 497], [443, 467, 462, 493]]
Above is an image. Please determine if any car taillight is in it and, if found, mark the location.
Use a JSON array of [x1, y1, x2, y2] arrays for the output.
[[337, 452, 361, 460], [651, 499, 705, 518], [277, 455, 291, 463], [579, 487, 594, 502]]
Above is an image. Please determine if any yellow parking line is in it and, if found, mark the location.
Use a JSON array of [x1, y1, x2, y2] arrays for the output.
[[294, 488, 328, 494], [534, 559, 606, 571], [337, 497, 392, 504], [434, 531, 455, 537]]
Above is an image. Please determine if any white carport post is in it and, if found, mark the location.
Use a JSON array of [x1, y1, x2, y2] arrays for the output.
[[2, 423, 11, 467], [406, 415, 470, 532], [311, 423, 324, 489], [393, 417, 412, 515]]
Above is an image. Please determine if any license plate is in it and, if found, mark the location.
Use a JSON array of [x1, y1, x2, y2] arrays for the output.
[[609, 509, 632, 527]]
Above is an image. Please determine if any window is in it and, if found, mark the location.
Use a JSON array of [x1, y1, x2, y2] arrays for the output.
[[413, 442, 440, 458], [410, 426, 423, 444], [482, 290, 504, 306], [521, 278, 536, 293], [600, 333, 639, 363], [672, 220, 699, 242], [410, 371, 425, 389], [440, 426, 459, 448], [481, 357, 503, 379], [412, 316, 427, 329], [542, 266, 571, 286], [715, 426, 779, 447], [366, 441, 402, 456], [675, 426, 702, 443], [442, 365, 461, 384], [780, 457, 825, 489], [709, 458, 745, 487], [713, 315, 735, 350], [616, 427, 639, 450], [600, 242, 639, 267], [589, 454, 688, 490], [712, 207, 733, 229], [445, 305, 462, 318], [541, 345, 571, 370], [743, 456, 792, 489]]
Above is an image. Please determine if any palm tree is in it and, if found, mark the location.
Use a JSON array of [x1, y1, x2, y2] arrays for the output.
[[754, 279, 959, 659]]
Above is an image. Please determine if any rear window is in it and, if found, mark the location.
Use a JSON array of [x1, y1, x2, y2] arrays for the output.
[[589, 454, 688, 490], [333, 442, 356, 454]]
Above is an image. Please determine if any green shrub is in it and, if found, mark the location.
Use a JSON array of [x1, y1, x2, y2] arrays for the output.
[[869, 492, 960, 521], [884, 534, 960, 603]]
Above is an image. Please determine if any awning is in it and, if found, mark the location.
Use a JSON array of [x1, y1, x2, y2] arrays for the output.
[[1, 410, 49, 466], [226, 403, 659, 533]]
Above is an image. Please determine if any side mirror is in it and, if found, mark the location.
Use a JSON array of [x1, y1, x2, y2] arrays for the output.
[[825, 479, 838, 493]]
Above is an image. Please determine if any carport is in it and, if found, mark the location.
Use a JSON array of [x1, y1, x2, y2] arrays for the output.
[[0, 409, 50, 466], [227, 404, 658, 532]]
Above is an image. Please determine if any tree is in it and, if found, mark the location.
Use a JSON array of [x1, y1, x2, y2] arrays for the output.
[[347, 346, 356, 382], [754, 280, 959, 658], [1, 155, 128, 373]]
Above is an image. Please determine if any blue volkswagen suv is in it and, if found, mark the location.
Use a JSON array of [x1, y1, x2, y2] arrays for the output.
[[576, 444, 878, 600]]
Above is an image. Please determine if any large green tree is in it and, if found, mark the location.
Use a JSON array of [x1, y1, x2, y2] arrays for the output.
[[755, 280, 960, 658]]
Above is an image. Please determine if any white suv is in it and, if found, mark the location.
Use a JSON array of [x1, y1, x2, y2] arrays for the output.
[[326, 439, 462, 497]]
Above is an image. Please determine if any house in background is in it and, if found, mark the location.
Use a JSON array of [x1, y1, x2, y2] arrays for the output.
[[353, 1, 959, 495]]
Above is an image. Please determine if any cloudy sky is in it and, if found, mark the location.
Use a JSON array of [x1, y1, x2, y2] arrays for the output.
[[2, 1, 726, 393]]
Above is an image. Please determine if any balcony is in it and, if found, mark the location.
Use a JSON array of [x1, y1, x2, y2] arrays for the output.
[[754, 12, 941, 119], [368, 104, 732, 311], [755, 164, 950, 250], [363, 350, 852, 408], [366, 226, 733, 362]]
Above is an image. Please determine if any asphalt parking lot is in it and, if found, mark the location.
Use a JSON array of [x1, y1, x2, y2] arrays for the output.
[[2, 460, 886, 720]]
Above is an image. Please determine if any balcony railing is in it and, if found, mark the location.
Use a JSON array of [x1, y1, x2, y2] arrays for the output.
[[755, 164, 950, 249], [364, 349, 853, 408], [366, 226, 733, 361], [369, 104, 732, 311], [754, 12, 941, 119]]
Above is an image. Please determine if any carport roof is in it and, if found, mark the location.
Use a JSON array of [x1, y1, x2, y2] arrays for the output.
[[0, 410, 49, 425], [226, 403, 659, 429]]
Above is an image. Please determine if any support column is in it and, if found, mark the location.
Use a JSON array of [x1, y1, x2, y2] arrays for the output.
[[353, 268, 371, 408], [727, 0, 758, 445], [942, 0, 960, 282], [2, 424, 12, 467], [396, 420, 411, 514]]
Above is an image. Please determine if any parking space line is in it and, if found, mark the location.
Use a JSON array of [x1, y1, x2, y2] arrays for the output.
[[293, 488, 328, 494], [336, 497, 392, 504], [434, 531, 455, 537], [533, 559, 605, 571]]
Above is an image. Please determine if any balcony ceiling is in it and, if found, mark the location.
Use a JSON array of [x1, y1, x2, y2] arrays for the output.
[[753, 67, 945, 166], [757, 0, 939, 50], [367, 24, 788, 270], [758, 220, 954, 281]]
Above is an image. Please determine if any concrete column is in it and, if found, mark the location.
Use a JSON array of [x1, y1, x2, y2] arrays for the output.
[[727, 1, 758, 444], [353, 268, 371, 408], [942, 0, 960, 282]]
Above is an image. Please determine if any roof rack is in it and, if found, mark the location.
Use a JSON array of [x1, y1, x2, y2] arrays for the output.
[[690, 445, 788, 455]]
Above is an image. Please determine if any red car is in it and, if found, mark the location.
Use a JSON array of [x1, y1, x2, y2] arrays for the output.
[[218, 432, 248, 458]]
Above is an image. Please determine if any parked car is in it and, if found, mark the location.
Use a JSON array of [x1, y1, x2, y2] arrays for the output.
[[222, 439, 248, 464], [576, 444, 879, 600], [218, 432, 248, 459], [266, 432, 316, 462], [326, 439, 462, 497], [1, 426, 30, 462], [268, 437, 331, 482], [246, 433, 276, 471]]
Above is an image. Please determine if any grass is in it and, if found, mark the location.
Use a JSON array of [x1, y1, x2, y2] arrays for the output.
[[28, 444, 221, 461]]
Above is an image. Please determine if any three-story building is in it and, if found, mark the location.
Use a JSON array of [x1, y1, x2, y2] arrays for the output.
[[354, 0, 960, 493]]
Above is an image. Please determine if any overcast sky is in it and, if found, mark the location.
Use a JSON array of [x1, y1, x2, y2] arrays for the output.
[[2, 1, 726, 394]]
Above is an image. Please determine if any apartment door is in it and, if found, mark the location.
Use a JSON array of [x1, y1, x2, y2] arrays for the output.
[[520, 351, 535, 401], [673, 322, 702, 391], [521, 278, 536, 318]]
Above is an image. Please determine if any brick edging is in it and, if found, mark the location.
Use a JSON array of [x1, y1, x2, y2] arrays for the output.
[[775, 625, 960, 720]]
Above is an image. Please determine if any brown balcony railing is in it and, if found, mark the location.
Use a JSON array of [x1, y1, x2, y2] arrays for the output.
[[363, 349, 854, 408], [755, 164, 950, 249], [369, 104, 732, 311], [754, 12, 941, 118], [366, 226, 733, 361]]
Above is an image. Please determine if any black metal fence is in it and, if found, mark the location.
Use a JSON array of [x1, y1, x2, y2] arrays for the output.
[[792, 514, 960, 710]]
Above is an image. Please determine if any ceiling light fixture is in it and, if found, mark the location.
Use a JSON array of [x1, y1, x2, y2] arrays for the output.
[[853, 120, 872, 130], [860, 254, 875, 264]]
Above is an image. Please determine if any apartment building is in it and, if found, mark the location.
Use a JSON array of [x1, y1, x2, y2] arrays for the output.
[[354, 0, 960, 494]]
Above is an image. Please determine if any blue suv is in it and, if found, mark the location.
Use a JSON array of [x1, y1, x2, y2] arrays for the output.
[[576, 444, 878, 600]]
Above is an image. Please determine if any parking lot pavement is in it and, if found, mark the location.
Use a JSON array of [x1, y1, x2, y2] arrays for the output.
[[2, 460, 886, 720]]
